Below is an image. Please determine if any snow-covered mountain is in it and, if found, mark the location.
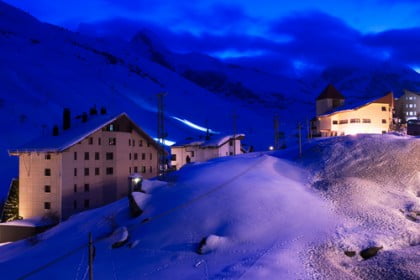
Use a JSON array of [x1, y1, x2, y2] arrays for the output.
[[0, 134, 418, 279]]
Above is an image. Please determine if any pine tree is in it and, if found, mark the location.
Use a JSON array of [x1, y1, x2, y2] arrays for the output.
[[1, 179, 20, 222]]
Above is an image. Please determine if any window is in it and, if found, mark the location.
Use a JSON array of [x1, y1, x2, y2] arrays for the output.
[[44, 168, 51, 176], [350, 119, 360, 123], [95, 152, 100, 160], [382, 119, 387, 124], [129, 153, 132, 160], [190, 151, 194, 157], [171, 154, 177, 161], [129, 139, 131, 146], [84, 168, 89, 176], [44, 185, 51, 193], [229, 139, 233, 146], [109, 138, 116, 145], [45, 154, 51, 160], [150, 153, 153, 160], [106, 167, 113, 175], [142, 166, 146, 173], [134, 166, 138, 173], [382, 131, 387, 134], [134, 153, 138, 160], [109, 124, 114, 131], [141, 153, 145, 160], [362, 119, 371, 123], [88, 137, 93, 145], [129, 167, 131, 173], [84, 152, 89, 160], [139, 140, 143, 147], [409, 104, 413, 108], [95, 168, 100, 175], [84, 184, 90, 192], [74, 184, 77, 193], [149, 166, 153, 173], [98, 138, 101, 145], [74, 168, 77, 176], [132, 139, 135, 146], [44, 202, 51, 210], [84, 199, 90, 208], [381, 106, 386, 111], [339, 120, 348, 124], [147, 142, 151, 147], [74, 152, 77, 160], [106, 152, 114, 160], [332, 120, 338, 125], [73, 200, 77, 209]]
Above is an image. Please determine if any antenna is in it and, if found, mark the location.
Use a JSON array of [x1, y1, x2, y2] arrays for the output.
[[157, 92, 167, 177]]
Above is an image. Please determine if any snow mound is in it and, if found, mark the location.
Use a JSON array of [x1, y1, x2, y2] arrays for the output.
[[142, 179, 167, 193], [197, 234, 228, 254]]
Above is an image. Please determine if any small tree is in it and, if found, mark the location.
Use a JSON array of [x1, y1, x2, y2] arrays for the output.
[[1, 179, 20, 222]]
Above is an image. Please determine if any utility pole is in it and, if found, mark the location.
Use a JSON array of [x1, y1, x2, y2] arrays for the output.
[[232, 113, 238, 155], [157, 92, 167, 177], [297, 122, 302, 158], [274, 114, 280, 150], [88, 233, 94, 280]]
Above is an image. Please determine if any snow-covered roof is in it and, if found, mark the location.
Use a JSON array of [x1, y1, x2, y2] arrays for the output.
[[320, 92, 393, 117], [9, 112, 161, 154], [173, 134, 245, 148]]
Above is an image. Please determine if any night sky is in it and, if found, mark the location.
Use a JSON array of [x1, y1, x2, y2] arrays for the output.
[[4, 0, 420, 74]]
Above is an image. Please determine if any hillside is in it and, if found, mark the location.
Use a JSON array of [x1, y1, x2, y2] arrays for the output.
[[0, 134, 418, 279]]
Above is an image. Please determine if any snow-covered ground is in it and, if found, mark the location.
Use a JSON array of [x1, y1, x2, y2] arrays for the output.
[[0, 134, 418, 279]]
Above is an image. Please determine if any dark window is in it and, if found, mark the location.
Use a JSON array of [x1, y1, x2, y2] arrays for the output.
[[84, 199, 90, 208], [73, 200, 77, 209], [229, 152, 233, 156], [106, 167, 113, 175], [74, 184, 77, 193], [74, 152, 77, 160], [142, 166, 146, 173], [88, 137, 93, 145], [44, 202, 51, 210], [95, 168, 100, 175], [382, 106, 386, 111], [147, 142, 151, 147], [84, 168, 89, 176], [129, 153, 132, 160], [141, 153, 145, 160], [139, 140, 143, 147], [106, 152, 114, 160], [45, 154, 51, 160], [109, 138, 116, 145], [149, 166, 153, 173], [74, 168, 77, 176], [44, 185, 51, 193], [84, 184, 90, 192], [339, 120, 348, 124], [132, 139, 135, 146], [95, 152, 100, 160], [332, 120, 338, 125], [129, 167, 131, 173], [84, 152, 89, 160], [44, 169, 51, 176], [129, 139, 131, 146], [134, 153, 138, 160], [171, 154, 176, 161], [382, 131, 387, 134], [98, 138, 102, 145], [229, 139, 233, 146], [382, 119, 387, 124], [134, 166, 138, 173], [190, 152, 194, 158]]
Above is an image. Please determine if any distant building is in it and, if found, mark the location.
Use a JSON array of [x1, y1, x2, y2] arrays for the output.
[[312, 85, 394, 137], [394, 90, 419, 123], [9, 112, 161, 221], [171, 134, 245, 170]]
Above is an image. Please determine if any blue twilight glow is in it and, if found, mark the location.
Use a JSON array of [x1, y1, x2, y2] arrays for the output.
[[172, 117, 220, 134]]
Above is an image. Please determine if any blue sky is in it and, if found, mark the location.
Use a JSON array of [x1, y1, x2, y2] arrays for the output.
[[4, 0, 420, 73]]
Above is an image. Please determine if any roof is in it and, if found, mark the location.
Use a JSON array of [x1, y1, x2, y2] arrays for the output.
[[172, 134, 245, 148], [320, 92, 394, 117], [316, 84, 345, 100], [402, 89, 420, 97], [9, 113, 162, 154]]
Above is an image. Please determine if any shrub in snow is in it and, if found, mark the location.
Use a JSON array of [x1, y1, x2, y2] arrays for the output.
[[344, 251, 356, 257], [360, 246, 383, 260], [111, 227, 129, 248], [196, 235, 227, 255], [128, 192, 143, 218]]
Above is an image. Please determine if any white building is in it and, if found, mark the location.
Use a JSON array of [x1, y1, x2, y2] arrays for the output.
[[312, 85, 394, 137], [9, 111, 161, 221], [171, 134, 245, 170]]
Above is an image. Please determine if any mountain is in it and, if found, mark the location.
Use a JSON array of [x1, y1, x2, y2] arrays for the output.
[[0, 134, 418, 278]]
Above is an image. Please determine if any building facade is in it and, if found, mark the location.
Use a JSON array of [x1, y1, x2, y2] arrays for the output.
[[9, 113, 161, 221], [171, 134, 244, 170], [312, 85, 394, 137], [395, 90, 419, 123]]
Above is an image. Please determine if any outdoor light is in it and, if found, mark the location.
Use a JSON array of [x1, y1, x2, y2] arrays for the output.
[[133, 177, 141, 184], [269, 146, 274, 151]]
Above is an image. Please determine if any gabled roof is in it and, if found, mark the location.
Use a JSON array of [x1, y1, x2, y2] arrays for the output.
[[316, 84, 345, 100], [9, 113, 162, 154], [172, 134, 245, 148], [319, 92, 394, 117]]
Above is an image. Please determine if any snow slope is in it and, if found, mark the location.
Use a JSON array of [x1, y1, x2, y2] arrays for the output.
[[0, 134, 418, 279]]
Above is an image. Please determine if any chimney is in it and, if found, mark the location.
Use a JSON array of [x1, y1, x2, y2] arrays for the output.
[[52, 125, 59, 136], [82, 112, 88, 123], [100, 107, 107, 115], [89, 106, 98, 116], [63, 108, 71, 130]]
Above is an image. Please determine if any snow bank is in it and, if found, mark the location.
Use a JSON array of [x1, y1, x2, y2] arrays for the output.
[[141, 179, 167, 193]]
